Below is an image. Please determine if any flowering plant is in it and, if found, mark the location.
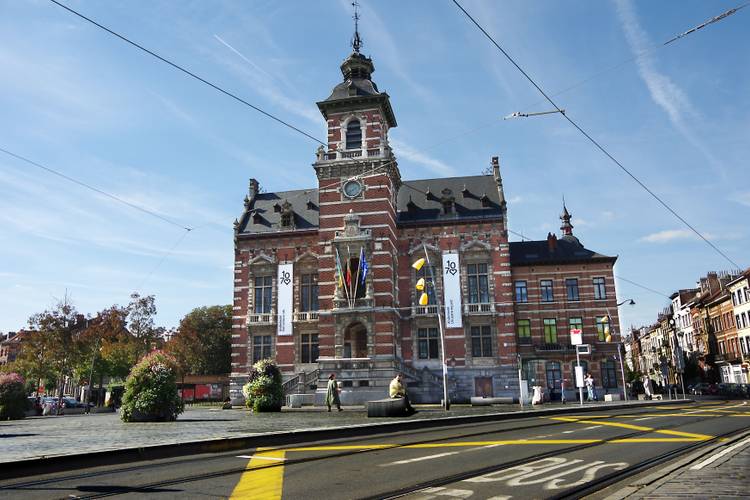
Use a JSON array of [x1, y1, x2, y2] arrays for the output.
[[120, 351, 184, 422], [242, 359, 283, 412]]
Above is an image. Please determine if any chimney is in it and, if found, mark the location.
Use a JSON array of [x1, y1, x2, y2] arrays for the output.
[[248, 178, 259, 201], [547, 232, 558, 252]]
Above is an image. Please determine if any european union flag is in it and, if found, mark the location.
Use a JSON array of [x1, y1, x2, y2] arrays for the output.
[[359, 246, 368, 285]]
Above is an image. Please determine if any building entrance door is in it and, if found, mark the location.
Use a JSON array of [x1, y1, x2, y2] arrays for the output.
[[344, 322, 368, 358]]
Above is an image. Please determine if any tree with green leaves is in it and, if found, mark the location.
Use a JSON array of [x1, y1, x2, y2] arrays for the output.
[[166, 305, 232, 376], [127, 293, 165, 360]]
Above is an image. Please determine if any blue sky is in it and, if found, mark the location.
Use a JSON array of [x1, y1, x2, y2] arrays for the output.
[[1, 0, 747, 333]]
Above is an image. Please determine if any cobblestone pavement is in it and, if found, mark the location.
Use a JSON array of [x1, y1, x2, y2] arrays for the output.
[[626, 435, 750, 499], [0, 400, 665, 463]]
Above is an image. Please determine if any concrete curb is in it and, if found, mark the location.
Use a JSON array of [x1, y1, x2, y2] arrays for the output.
[[1, 399, 690, 480]]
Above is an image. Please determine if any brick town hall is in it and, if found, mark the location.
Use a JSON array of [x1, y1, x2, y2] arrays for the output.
[[230, 41, 623, 405]]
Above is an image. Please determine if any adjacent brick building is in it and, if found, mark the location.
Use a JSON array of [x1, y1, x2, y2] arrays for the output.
[[230, 45, 623, 404]]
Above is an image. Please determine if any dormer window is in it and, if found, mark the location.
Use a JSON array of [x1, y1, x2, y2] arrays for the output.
[[345, 119, 362, 150], [440, 188, 455, 215], [280, 200, 293, 228], [480, 194, 491, 208]]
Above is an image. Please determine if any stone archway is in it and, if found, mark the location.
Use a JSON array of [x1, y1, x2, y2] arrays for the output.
[[344, 321, 368, 358]]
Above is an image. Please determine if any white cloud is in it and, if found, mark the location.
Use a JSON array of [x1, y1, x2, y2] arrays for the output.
[[730, 191, 750, 207], [640, 229, 695, 243], [615, 0, 726, 177], [390, 139, 457, 177]]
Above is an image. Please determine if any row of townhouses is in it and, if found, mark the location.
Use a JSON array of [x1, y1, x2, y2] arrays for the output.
[[230, 43, 626, 404], [625, 270, 750, 388]]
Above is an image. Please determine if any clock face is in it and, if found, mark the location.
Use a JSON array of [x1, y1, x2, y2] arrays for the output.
[[343, 180, 363, 198]]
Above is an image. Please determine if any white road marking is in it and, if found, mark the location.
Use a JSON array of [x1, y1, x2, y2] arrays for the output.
[[236, 455, 285, 461], [561, 430, 575, 434], [581, 425, 602, 430], [381, 452, 459, 466], [634, 417, 655, 421], [690, 437, 750, 470]]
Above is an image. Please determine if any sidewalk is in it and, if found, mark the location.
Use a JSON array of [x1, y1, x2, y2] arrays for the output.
[[614, 431, 750, 499], [0, 399, 680, 464]]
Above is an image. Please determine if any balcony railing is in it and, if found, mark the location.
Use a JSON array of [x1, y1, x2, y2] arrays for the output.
[[464, 303, 493, 314], [248, 310, 275, 324], [534, 343, 575, 352], [340, 150, 363, 158], [294, 311, 319, 322], [366, 148, 381, 157], [412, 305, 439, 316]]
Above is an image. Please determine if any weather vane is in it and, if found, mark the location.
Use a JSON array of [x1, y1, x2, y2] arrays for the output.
[[351, 1, 362, 53]]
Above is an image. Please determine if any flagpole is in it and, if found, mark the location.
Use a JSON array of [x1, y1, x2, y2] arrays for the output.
[[336, 247, 352, 308], [346, 245, 353, 308], [352, 247, 362, 305], [423, 243, 450, 411]]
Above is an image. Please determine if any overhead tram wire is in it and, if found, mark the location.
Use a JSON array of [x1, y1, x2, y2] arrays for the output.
[[513, 2, 749, 113], [48, 0, 325, 147], [0, 146, 192, 232], [451, 0, 742, 270], [614, 275, 671, 300]]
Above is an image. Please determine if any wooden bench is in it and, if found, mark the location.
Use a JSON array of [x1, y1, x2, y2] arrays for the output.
[[366, 398, 408, 417]]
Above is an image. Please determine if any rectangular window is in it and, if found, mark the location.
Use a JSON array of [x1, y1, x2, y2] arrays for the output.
[[514, 280, 528, 303], [418, 328, 439, 359], [593, 277, 607, 300], [540, 280, 554, 302], [595, 317, 607, 341], [543, 318, 557, 343], [300, 274, 319, 312], [467, 263, 490, 304], [300, 333, 319, 363], [471, 325, 493, 357], [602, 360, 618, 389], [252, 335, 273, 363], [565, 278, 580, 301], [416, 265, 438, 305], [742, 312, 748, 329], [569, 317, 583, 335], [254, 276, 273, 313], [517, 319, 531, 342]]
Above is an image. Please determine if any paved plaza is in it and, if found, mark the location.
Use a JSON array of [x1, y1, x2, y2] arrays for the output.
[[0, 401, 658, 463]]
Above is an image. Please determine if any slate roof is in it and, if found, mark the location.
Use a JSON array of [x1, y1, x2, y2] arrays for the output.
[[237, 189, 319, 235], [236, 175, 504, 235], [396, 175, 504, 224], [509, 238, 617, 266]]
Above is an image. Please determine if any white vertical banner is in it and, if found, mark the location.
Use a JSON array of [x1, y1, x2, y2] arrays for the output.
[[442, 252, 462, 328], [277, 263, 293, 336]]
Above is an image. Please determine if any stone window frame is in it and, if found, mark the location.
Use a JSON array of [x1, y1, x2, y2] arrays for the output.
[[294, 253, 319, 314], [341, 113, 367, 152], [465, 321, 495, 363], [247, 256, 277, 316], [416, 325, 440, 360], [565, 277, 580, 301], [251, 333, 274, 363], [298, 330, 319, 365], [593, 276, 607, 300], [460, 241, 493, 306]]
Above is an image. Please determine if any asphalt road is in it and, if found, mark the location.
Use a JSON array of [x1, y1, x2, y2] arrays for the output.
[[1, 401, 748, 499]]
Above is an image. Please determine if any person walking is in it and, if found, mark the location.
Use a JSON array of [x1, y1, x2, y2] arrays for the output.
[[585, 372, 596, 402], [389, 373, 415, 414], [325, 373, 342, 412]]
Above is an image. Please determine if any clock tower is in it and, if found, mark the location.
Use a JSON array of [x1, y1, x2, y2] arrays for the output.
[[312, 39, 402, 391]]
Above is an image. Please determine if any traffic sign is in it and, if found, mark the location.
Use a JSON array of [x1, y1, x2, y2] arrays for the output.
[[570, 328, 583, 345], [576, 344, 591, 355]]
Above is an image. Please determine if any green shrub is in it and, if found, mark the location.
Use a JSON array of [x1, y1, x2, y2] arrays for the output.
[[120, 351, 184, 422], [0, 373, 28, 420], [242, 359, 283, 412]]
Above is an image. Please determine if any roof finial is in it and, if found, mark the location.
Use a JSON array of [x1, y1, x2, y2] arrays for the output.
[[351, 1, 363, 53]]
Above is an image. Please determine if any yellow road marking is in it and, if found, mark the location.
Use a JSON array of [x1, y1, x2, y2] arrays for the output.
[[230, 450, 286, 500], [549, 417, 712, 440], [609, 438, 710, 443]]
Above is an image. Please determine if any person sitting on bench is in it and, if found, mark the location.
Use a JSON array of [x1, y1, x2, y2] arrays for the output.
[[389, 373, 415, 414]]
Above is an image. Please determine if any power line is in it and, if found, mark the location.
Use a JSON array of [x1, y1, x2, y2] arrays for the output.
[[0, 146, 192, 231], [48, 0, 325, 146], [615, 275, 671, 299], [516, 2, 749, 113], [451, 0, 741, 270]]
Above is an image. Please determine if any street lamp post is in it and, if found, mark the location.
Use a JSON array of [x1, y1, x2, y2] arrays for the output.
[[607, 299, 635, 401], [413, 244, 450, 411]]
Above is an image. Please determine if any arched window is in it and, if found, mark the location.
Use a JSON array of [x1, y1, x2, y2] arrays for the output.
[[345, 119, 362, 150]]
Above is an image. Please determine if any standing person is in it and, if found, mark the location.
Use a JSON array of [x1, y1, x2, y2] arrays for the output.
[[325, 373, 342, 412], [389, 373, 415, 414], [643, 376, 652, 400], [585, 372, 596, 402]]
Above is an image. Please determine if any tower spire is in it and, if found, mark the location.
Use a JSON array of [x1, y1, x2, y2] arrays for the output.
[[351, 1, 363, 53]]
